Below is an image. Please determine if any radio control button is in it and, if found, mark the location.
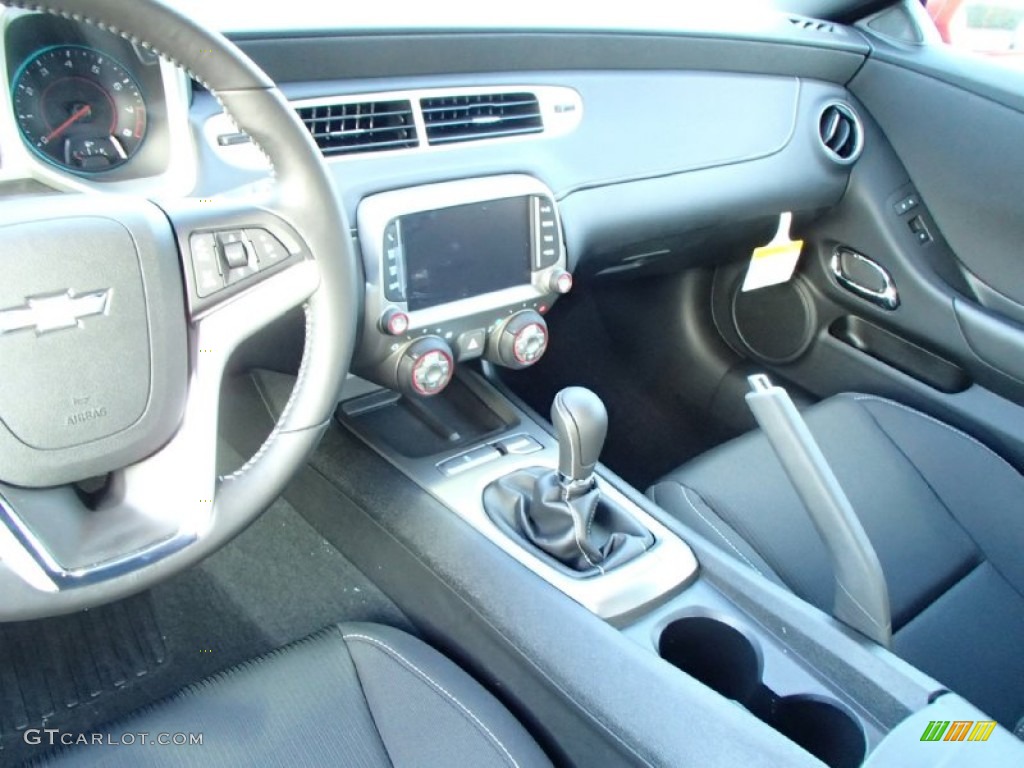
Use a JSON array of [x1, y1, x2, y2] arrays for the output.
[[549, 270, 573, 294], [380, 308, 410, 336], [538, 230, 560, 268]]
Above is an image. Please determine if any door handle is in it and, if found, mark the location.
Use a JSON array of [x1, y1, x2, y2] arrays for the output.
[[830, 248, 900, 310]]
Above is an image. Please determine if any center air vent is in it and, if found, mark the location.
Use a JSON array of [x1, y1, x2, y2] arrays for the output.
[[421, 92, 543, 145], [818, 102, 863, 164], [296, 100, 417, 156]]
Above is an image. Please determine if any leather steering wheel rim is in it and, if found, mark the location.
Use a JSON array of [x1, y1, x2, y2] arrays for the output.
[[0, 0, 359, 619]]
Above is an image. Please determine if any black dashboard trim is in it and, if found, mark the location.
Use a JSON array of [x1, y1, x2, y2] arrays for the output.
[[233, 31, 867, 86]]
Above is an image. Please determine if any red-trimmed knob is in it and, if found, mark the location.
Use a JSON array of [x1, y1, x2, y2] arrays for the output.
[[486, 310, 548, 370], [380, 307, 410, 336], [549, 270, 573, 295], [396, 337, 454, 397]]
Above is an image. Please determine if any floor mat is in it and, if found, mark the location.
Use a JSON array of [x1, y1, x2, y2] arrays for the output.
[[0, 592, 165, 737], [2, 494, 411, 766]]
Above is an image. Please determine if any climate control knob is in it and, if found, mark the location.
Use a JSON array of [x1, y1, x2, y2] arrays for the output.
[[486, 310, 549, 370], [396, 337, 454, 397]]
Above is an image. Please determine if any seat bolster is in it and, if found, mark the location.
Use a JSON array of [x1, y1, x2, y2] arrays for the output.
[[850, 394, 1024, 595], [41, 625, 393, 767], [893, 562, 1024, 728], [341, 622, 552, 768], [39, 624, 551, 768], [647, 482, 784, 588]]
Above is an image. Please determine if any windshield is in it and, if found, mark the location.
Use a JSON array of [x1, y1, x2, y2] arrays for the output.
[[166, 0, 797, 34]]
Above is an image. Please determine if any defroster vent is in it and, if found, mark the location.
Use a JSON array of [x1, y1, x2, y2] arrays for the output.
[[296, 100, 417, 156], [421, 92, 543, 145]]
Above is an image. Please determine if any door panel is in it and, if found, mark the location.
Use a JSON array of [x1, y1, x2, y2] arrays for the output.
[[709, 10, 1024, 469], [851, 56, 1024, 313]]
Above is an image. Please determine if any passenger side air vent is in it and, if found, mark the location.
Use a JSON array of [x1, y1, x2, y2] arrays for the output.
[[296, 100, 417, 156], [421, 92, 543, 145], [818, 102, 863, 164], [789, 16, 836, 34]]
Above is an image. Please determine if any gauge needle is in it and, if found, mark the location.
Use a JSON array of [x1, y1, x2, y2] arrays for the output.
[[44, 104, 92, 143]]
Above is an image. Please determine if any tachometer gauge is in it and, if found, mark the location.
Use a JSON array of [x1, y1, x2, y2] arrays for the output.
[[11, 45, 147, 173]]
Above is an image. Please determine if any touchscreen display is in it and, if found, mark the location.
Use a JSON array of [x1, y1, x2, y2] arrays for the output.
[[400, 197, 531, 311]]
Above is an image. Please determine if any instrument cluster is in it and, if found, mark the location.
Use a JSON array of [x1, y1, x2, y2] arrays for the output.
[[4, 12, 177, 184]]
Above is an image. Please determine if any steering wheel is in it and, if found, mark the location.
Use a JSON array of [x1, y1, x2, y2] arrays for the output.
[[0, 0, 359, 619]]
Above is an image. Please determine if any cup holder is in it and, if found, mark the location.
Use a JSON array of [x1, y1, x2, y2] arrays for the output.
[[659, 617, 866, 768], [659, 615, 761, 703], [769, 695, 866, 768]]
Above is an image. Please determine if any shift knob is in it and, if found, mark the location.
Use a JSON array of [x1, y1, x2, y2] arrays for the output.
[[551, 387, 607, 490]]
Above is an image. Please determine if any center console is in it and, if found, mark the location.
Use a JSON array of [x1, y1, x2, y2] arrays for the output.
[[321, 173, 1024, 768], [341, 373, 697, 619], [335, 367, 1023, 767], [353, 175, 572, 397]]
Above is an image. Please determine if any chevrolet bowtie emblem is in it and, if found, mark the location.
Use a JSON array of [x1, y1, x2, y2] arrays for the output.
[[0, 289, 112, 335]]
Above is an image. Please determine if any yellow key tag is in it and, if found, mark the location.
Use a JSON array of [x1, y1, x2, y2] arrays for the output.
[[741, 212, 804, 292]]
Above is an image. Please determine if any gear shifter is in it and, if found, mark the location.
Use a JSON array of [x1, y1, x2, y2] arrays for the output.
[[551, 387, 607, 498], [483, 387, 653, 574]]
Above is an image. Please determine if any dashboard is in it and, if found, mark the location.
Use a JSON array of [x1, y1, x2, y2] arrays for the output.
[[0, 5, 869, 398]]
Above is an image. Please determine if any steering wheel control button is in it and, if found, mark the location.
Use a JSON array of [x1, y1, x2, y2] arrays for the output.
[[244, 228, 290, 268], [216, 231, 252, 269], [189, 233, 225, 297], [486, 310, 548, 369], [396, 337, 454, 397], [380, 308, 410, 336], [221, 240, 250, 270], [455, 329, 487, 361], [438, 445, 501, 477], [549, 270, 573, 294]]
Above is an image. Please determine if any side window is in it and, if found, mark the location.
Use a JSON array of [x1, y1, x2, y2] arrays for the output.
[[925, 0, 1024, 66]]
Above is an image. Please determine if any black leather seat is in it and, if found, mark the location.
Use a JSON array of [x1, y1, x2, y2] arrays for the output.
[[648, 393, 1024, 734], [46, 622, 552, 767]]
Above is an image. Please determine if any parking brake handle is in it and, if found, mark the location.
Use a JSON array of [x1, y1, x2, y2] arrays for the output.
[[745, 374, 892, 648]]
